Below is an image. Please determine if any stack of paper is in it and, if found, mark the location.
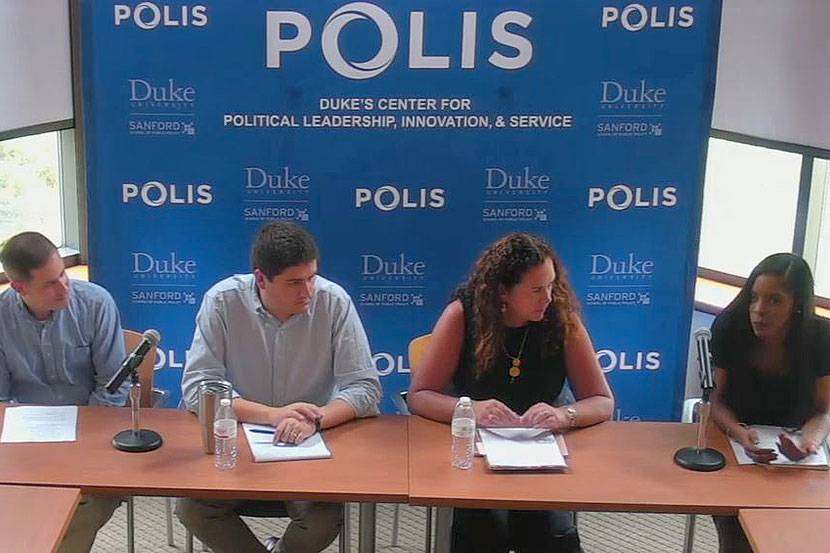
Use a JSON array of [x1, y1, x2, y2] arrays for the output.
[[478, 427, 567, 471], [728, 424, 829, 469], [0, 406, 78, 443], [242, 423, 332, 463]]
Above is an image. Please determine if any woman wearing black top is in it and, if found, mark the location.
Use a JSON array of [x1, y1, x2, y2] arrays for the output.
[[408, 233, 614, 553], [711, 253, 830, 553]]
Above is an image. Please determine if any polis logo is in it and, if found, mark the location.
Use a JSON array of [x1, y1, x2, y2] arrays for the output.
[[597, 350, 661, 373], [591, 253, 654, 279], [588, 185, 676, 210], [485, 167, 550, 193], [601, 4, 694, 31], [267, 2, 533, 80], [114, 3, 207, 29], [129, 79, 195, 105], [601, 80, 666, 109], [373, 351, 409, 376], [122, 181, 213, 207], [153, 348, 187, 370], [132, 252, 196, 277], [361, 254, 425, 278], [245, 167, 310, 192], [355, 186, 445, 211]]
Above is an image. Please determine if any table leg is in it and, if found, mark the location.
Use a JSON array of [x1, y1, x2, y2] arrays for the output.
[[358, 503, 376, 553], [425, 507, 433, 553], [683, 514, 697, 553], [339, 503, 350, 553], [126, 497, 135, 553], [434, 507, 452, 553]]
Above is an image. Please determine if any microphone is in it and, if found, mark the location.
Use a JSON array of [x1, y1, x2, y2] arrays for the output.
[[694, 328, 714, 400], [674, 327, 726, 472], [109, 329, 164, 453], [106, 329, 160, 395]]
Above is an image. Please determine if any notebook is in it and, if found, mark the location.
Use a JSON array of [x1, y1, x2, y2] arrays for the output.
[[478, 427, 568, 471], [242, 423, 332, 463], [728, 425, 829, 469]]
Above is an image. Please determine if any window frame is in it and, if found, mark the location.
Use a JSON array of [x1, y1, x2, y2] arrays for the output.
[[0, 129, 83, 284]]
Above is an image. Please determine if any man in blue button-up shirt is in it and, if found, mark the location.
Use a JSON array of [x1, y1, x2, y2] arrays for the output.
[[177, 222, 382, 553], [0, 232, 128, 553]]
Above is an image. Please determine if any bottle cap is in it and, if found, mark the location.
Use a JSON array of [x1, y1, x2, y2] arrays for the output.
[[459, 396, 471, 405]]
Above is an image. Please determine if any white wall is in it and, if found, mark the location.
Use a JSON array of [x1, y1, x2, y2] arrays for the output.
[[713, 0, 830, 150], [0, 0, 73, 135]]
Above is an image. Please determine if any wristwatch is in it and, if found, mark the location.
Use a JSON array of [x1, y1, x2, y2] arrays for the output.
[[565, 407, 577, 428]]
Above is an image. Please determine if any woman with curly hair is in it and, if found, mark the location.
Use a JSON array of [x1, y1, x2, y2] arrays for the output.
[[710, 253, 830, 553], [408, 232, 614, 553]]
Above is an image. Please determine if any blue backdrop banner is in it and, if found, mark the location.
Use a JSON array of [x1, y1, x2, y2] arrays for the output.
[[82, 0, 722, 419]]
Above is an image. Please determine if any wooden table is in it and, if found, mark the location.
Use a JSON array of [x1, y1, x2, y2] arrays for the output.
[[0, 406, 408, 553], [0, 485, 80, 553], [739, 509, 830, 553], [408, 417, 830, 515]]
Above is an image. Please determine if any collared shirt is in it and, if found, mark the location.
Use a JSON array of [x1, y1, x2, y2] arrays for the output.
[[181, 274, 381, 417], [0, 280, 128, 406]]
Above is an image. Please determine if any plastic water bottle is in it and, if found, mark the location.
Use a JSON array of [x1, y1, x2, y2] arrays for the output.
[[214, 398, 238, 470], [452, 396, 476, 469]]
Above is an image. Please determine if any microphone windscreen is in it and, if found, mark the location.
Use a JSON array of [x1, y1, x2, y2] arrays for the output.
[[143, 329, 161, 346], [693, 327, 711, 341]]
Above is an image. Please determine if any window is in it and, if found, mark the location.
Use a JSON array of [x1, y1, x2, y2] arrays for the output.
[[698, 138, 802, 278], [697, 134, 830, 313], [0, 129, 79, 276], [0, 131, 63, 245], [0, 1, 81, 279]]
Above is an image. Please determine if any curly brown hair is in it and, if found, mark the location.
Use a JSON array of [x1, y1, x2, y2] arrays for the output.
[[466, 233, 581, 377]]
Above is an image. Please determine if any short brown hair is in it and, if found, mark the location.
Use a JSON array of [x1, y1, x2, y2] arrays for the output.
[[0, 232, 59, 282], [251, 222, 319, 279]]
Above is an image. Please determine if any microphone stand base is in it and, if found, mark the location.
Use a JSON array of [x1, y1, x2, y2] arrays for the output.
[[674, 447, 726, 472], [113, 429, 163, 453]]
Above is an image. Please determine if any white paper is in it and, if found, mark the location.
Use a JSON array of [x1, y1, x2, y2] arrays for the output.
[[242, 423, 332, 463], [476, 430, 568, 457], [478, 427, 567, 471], [1, 406, 78, 443], [728, 424, 829, 468]]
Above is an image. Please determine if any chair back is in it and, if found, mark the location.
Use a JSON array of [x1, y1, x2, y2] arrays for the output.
[[123, 329, 158, 408], [408, 334, 432, 374]]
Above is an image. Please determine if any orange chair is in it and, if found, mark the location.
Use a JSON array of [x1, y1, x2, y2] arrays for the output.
[[408, 334, 432, 374], [392, 334, 432, 413]]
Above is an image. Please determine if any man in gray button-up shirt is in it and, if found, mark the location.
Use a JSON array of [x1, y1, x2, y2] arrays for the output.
[[177, 222, 381, 553], [0, 232, 127, 553]]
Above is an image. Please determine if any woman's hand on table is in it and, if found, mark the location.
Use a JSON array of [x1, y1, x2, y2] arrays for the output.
[[472, 399, 520, 427]]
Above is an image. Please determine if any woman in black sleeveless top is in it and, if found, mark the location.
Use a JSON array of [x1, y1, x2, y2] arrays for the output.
[[408, 233, 614, 553], [710, 253, 830, 553]]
